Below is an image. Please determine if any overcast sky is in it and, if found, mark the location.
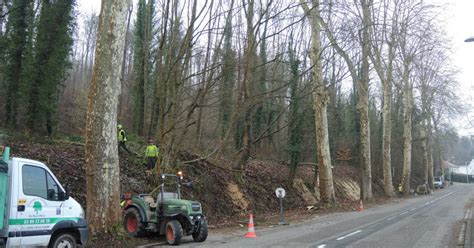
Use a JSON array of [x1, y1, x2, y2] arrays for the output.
[[432, 0, 474, 136], [77, 0, 474, 136]]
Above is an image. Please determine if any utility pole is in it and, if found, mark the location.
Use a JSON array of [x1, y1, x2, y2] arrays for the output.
[[466, 162, 469, 183]]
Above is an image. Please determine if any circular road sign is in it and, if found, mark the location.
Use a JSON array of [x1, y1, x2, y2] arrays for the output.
[[275, 187, 286, 198]]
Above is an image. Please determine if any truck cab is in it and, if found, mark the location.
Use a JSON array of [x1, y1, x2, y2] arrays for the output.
[[0, 146, 88, 247]]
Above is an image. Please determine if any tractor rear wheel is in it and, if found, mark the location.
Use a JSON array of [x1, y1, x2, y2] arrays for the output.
[[192, 220, 208, 242], [165, 220, 183, 245], [123, 208, 146, 237]]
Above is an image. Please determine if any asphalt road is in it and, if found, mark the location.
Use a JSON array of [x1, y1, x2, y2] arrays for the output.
[[141, 183, 474, 248]]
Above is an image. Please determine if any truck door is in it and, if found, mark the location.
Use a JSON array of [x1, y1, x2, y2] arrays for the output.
[[17, 163, 64, 247], [0, 160, 8, 243]]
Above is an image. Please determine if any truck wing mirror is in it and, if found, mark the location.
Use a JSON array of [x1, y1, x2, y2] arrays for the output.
[[60, 185, 70, 201], [65, 185, 70, 200]]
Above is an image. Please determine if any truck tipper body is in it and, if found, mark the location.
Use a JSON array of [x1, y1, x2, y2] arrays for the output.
[[0, 147, 88, 247]]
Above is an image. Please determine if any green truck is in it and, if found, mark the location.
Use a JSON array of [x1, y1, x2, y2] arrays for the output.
[[0, 146, 88, 247], [122, 172, 207, 245]]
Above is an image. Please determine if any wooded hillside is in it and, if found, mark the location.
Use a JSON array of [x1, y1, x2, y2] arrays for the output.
[[0, 0, 472, 235]]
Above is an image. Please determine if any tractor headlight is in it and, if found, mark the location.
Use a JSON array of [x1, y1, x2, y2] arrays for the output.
[[181, 205, 188, 211]]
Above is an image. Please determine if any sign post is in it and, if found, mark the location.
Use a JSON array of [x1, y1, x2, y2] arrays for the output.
[[275, 187, 287, 225]]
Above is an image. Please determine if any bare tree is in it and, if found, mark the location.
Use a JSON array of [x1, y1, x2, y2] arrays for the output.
[[300, 0, 335, 203], [320, 0, 373, 201], [369, 0, 399, 197], [359, 0, 373, 201], [396, 0, 428, 195]]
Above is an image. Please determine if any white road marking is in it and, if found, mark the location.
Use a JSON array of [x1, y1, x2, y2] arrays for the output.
[[136, 242, 167, 247], [317, 245, 327, 248], [331, 191, 457, 245], [336, 230, 363, 241]]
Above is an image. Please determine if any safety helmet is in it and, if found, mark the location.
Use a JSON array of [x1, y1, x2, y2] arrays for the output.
[[117, 124, 123, 129]]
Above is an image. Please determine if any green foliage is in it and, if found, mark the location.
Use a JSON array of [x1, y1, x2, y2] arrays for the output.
[[26, 0, 76, 135], [287, 44, 304, 181], [3, 0, 34, 126], [132, 0, 155, 136], [252, 29, 269, 143], [2, 0, 75, 135]]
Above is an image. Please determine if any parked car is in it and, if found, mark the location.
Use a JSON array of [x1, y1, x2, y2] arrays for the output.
[[434, 177, 444, 188]]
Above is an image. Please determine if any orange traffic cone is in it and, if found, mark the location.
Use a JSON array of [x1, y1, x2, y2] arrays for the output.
[[357, 199, 364, 212], [245, 214, 257, 238]]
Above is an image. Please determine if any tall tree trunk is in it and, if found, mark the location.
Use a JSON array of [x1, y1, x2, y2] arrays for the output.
[[380, 45, 395, 197], [219, 0, 235, 141], [427, 127, 434, 189], [287, 43, 302, 184], [141, 0, 153, 137], [401, 60, 413, 196], [300, 0, 335, 203], [236, 0, 256, 171], [421, 127, 428, 183], [85, 0, 130, 235], [0, 1, 3, 36], [432, 119, 443, 176], [118, 3, 132, 121], [358, 0, 373, 201], [381, 84, 394, 196]]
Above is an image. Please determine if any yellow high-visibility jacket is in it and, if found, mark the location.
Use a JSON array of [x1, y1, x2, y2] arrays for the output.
[[145, 145, 159, 157], [118, 129, 127, 142]]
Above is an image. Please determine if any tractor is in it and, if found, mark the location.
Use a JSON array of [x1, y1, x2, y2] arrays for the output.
[[122, 171, 208, 245]]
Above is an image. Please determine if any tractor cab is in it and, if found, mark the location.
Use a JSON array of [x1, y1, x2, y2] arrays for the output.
[[158, 172, 184, 203]]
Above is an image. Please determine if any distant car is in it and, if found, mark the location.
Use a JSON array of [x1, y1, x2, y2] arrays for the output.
[[434, 177, 444, 188]]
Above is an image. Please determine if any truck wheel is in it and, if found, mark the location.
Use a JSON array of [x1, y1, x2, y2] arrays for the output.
[[49, 233, 76, 248], [165, 220, 183, 245], [192, 220, 208, 242], [123, 208, 146, 237]]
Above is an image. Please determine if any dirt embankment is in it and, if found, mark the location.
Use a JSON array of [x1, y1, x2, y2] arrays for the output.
[[9, 141, 377, 246], [10, 142, 367, 220]]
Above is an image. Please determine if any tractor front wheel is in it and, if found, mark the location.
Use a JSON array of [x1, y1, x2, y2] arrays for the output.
[[192, 220, 208, 242], [48, 233, 76, 248], [123, 208, 146, 237], [165, 220, 183, 245]]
